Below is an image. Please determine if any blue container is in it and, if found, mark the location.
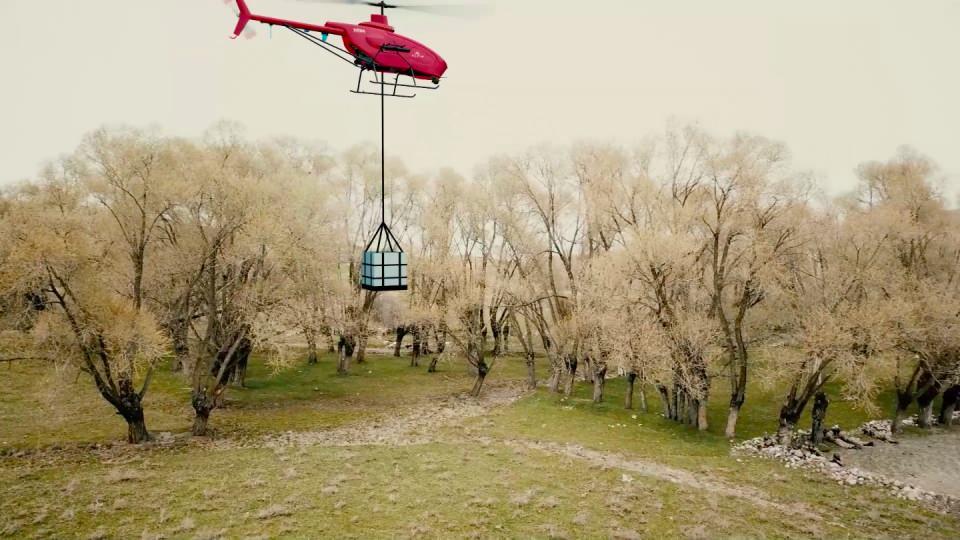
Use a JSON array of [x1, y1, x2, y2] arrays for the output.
[[360, 251, 408, 291], [360, 222, 408, 292]]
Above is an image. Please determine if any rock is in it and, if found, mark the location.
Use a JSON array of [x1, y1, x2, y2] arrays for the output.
[[731, 423, 960, 512]]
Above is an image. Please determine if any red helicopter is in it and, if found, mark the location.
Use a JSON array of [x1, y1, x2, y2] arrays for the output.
[[229, 0, 451, 96]]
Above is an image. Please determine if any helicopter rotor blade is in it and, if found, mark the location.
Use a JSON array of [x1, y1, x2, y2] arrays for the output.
[[293, 0, 492, 18], [388, 4, 492, 17]]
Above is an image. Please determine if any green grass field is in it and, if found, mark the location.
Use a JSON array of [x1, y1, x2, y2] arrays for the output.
[[1, 351, 957, 539]]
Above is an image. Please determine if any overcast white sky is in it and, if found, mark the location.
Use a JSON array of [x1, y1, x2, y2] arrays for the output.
[[1, 0, 958, 201]]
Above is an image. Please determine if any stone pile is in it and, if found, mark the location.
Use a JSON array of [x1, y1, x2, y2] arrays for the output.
[[859, 419, 898, 442], [732, 417, 959, 514], [859, 410, 959, 441]]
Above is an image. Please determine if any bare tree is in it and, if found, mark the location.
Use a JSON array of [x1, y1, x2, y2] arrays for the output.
[[0, 160, 167, 443], [697, 133, 801, 437]]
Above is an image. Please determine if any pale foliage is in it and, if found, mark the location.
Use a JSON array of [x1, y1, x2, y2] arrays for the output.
[[1, 123, 957, 438]]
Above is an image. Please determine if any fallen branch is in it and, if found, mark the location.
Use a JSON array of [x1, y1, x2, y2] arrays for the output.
[[824, 429, 857, 449]]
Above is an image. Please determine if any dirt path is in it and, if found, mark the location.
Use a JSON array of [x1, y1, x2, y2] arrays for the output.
[[258, 381, 529, 449], [0, 381, 531, 467], [841, 428, 960, 498], [255, 381, 825, 522], [499, 438, 825, 521]]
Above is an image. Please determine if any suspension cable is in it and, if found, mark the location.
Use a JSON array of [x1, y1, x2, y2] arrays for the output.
[[381, 65, 386, 224]]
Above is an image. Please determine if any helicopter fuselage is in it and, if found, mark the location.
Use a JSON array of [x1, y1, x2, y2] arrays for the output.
[[328, 16, 447, 82]]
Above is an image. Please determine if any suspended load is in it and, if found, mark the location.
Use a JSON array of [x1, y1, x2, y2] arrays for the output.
[[360, 222, 408, 291]]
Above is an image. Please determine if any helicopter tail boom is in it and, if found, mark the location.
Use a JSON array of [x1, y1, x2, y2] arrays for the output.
[[230, 0, 345, 39], [230, 0, 251, 39]]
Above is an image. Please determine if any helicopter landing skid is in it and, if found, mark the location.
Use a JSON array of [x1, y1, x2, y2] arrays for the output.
[[350, 69, 420, 99], [351, 69, 440, 99], [368, 76, 439, 92]]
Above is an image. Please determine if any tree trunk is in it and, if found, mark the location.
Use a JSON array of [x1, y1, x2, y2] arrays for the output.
[[776, 367, 829, 445], [327, 327, 336, 353], [307, 341, 318, 365], [638, 382, 648, 413], [686, 357, 710, 430], [777, 402, 802, 446], [394, 326, 408, 357], [723, 334, 749, 439], [892, 389, 913, 435], [470, 360, 489, 397], [918, 403, 935, 429], [435, 329, 446, 354], [917, 383, 940, 429], [592, 364, 607, 404], [656, 383, 672, 419], [777, 417, 797, 447], [696, 399, 708, 431], [673, 385, 684, 422], [192, 408, 211, 437], [582, 358, 594, 383], [546, 354, 562, 393], [170, 318, 190, 373], [120, 403, 150, 444], [810, 391, 829, 446], [724, 404, 741, 439], [355, 333, 368, 364], [547, 368, 561, 393], [725, 379, 746, 437], [337, 351, 349, 375], [191, 391, 214, 437], [940, 385, 959, 427], [116, 378, 150, 444], [228, 339, 251, 387], [624, 372, 637, 409], [891, 365, 931, 434], [125, 414, 149, 444], [305, 328, 319, 365], [502, 324, 510, 354], [214, 335, 250, 387], [490, 316, 502, 357], [337, 335, 355, 375], [427, 356, 439, 373], [525, 352, 536, 390], [563, 355, 578, 397], [411, 328, 422, 367]]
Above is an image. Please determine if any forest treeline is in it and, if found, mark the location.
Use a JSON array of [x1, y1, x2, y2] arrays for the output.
[[0, 122, 957, 444]]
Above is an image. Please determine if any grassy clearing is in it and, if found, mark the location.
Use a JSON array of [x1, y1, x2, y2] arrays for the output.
[[1, 351, 958, 538], [0, 440, 845, 539], [0, 351, 528, 448]]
